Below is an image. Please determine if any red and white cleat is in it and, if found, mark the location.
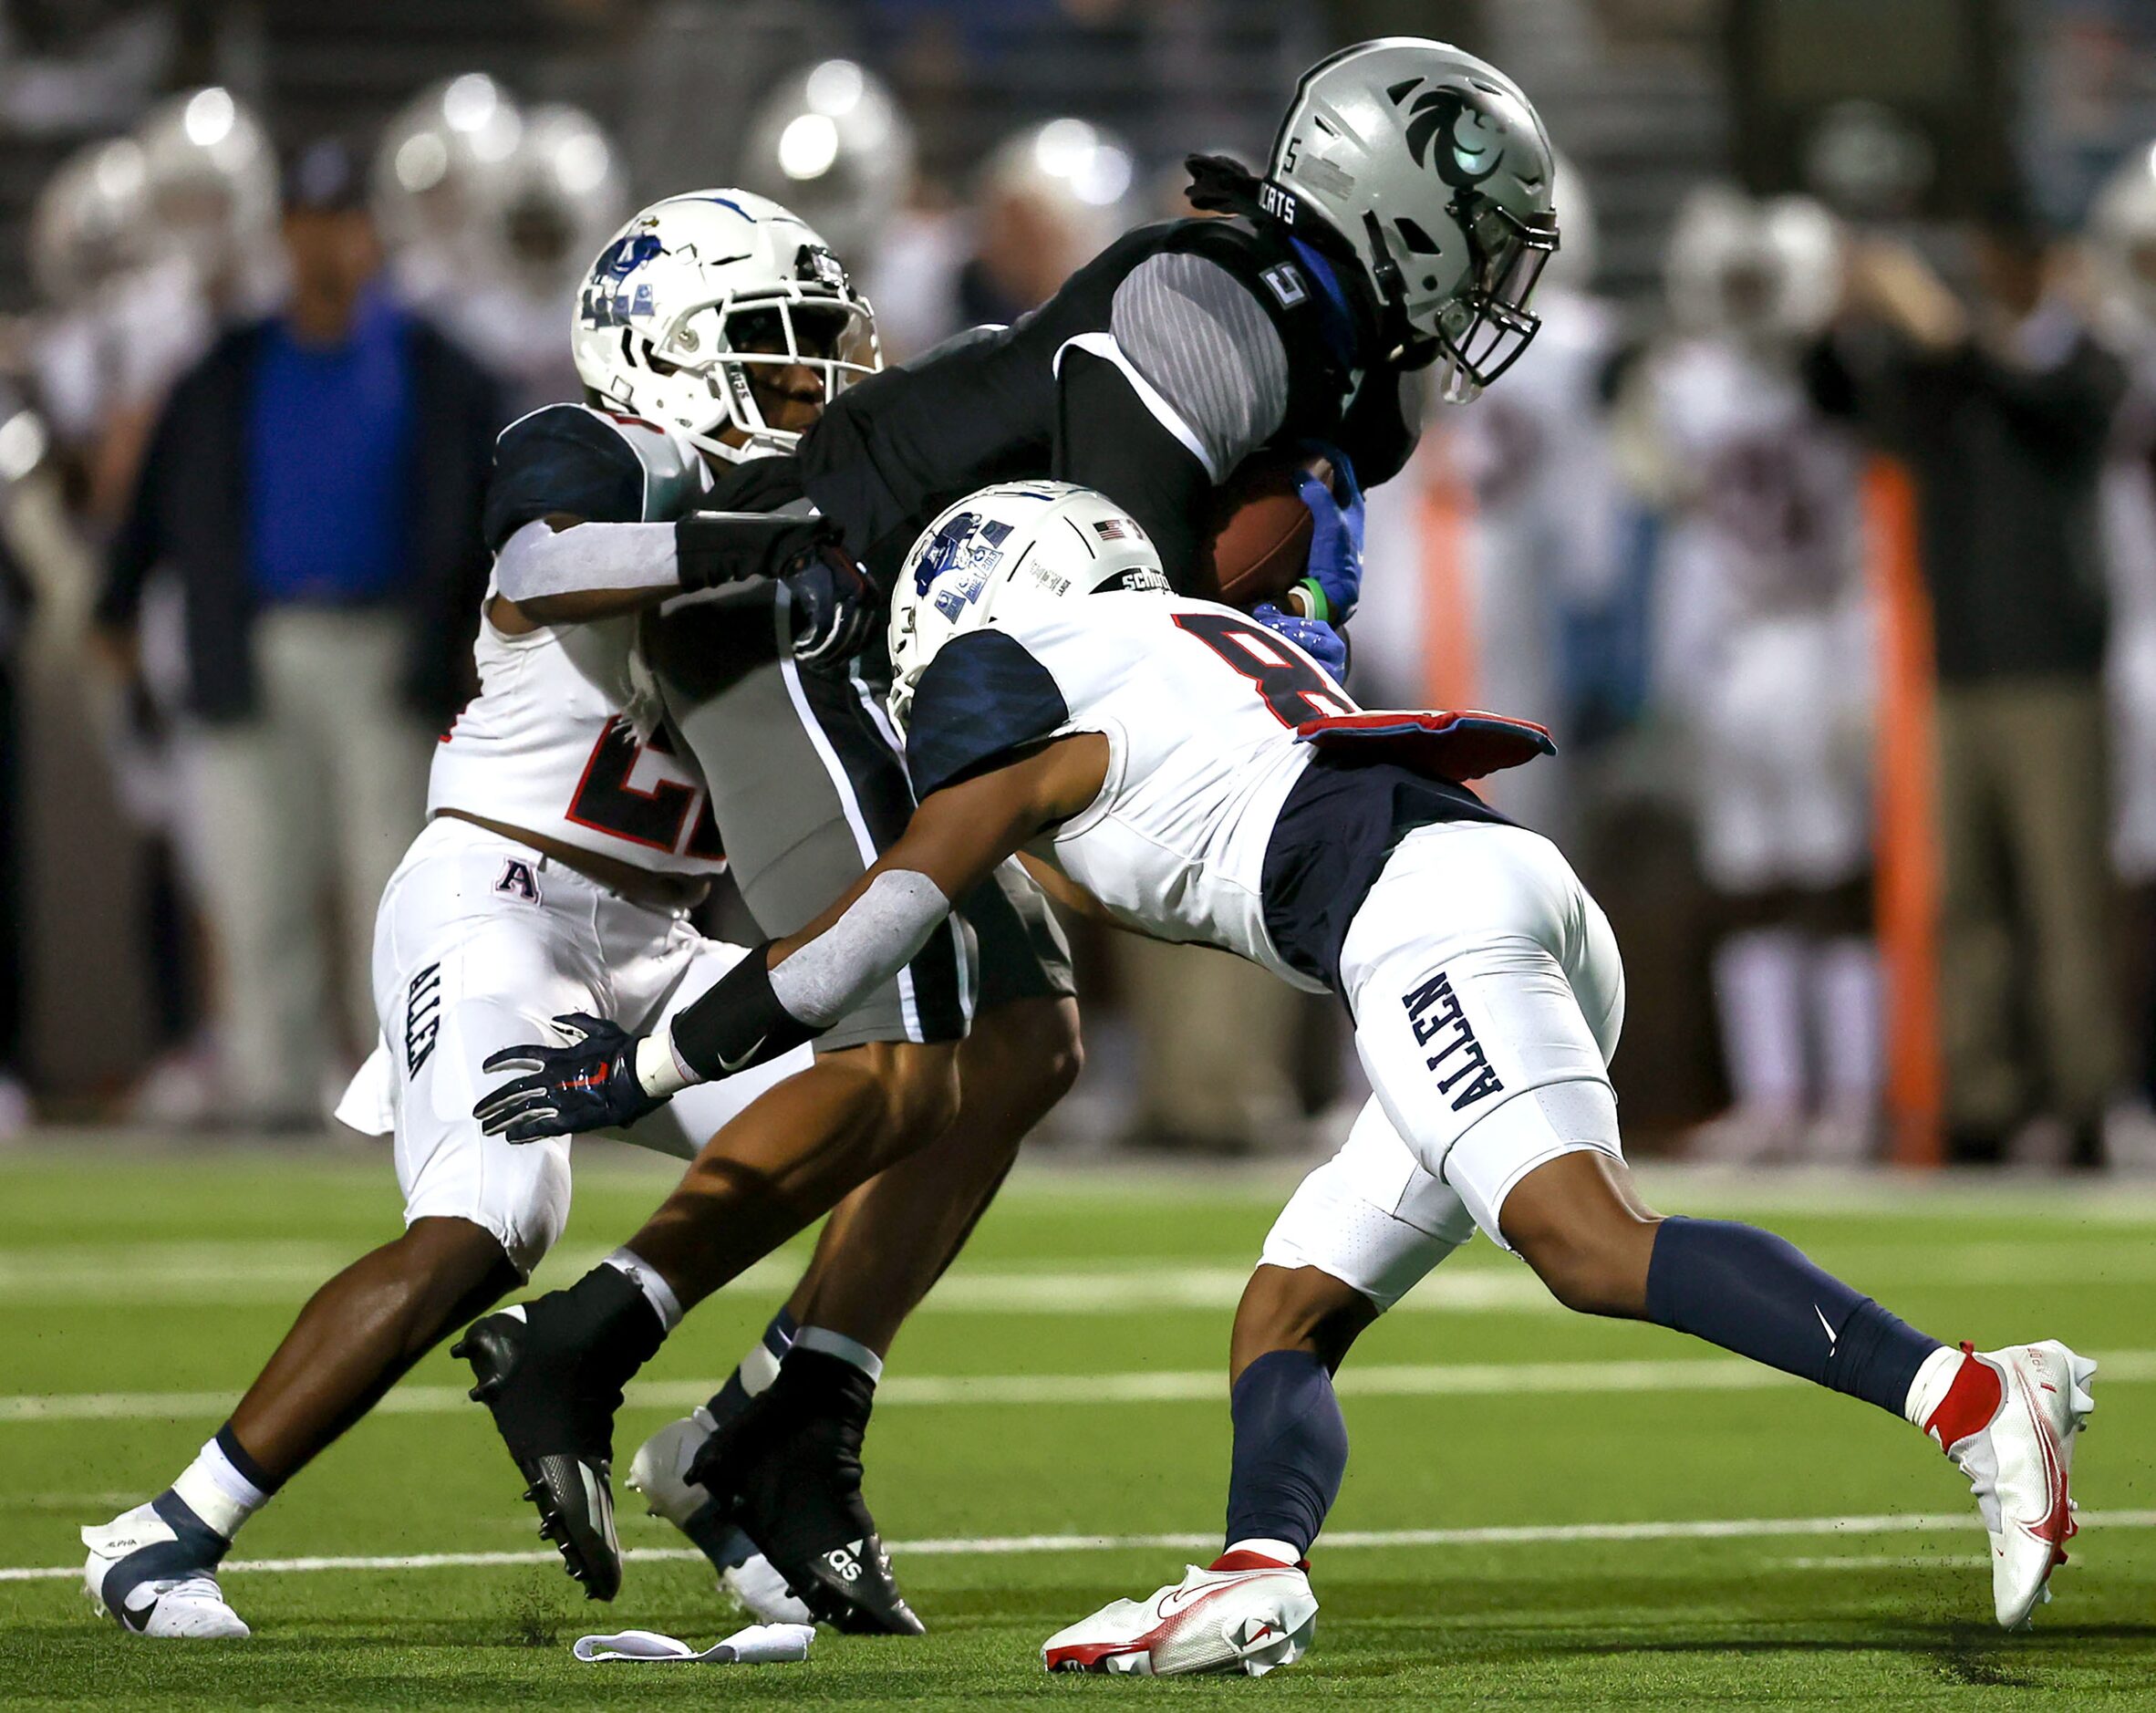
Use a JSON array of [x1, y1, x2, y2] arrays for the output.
[[1925, 1341, 2097, 1629], [1041, 1552, 1318, 1677]]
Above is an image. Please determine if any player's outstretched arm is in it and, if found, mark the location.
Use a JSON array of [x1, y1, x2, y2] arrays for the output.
[[472, 734, 1110, 1141], [493, 511, 838, 626]]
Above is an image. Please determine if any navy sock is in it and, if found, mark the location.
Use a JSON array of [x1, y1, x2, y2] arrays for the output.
[[705, 1305, 797, 1424], [1644, 1216, 1941, 1417], [1224, 1351, 1348, 1557], [214, 1421, 282, 1497]]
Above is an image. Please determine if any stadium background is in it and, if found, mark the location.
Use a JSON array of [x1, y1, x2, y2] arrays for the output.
[[1, 5, 2154, 1707], [4, 0, 2156, 1171]]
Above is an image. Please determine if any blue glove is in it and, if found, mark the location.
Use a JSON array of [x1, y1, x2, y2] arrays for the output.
[[1292, 445, 1365, 623], [783, 542, 881, 670], [1252, 601, 1348, 683], [473, 1013, 665, 1142]]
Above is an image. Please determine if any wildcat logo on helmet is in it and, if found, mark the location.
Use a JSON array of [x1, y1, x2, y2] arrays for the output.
[[1392, 82, 1505, 192]]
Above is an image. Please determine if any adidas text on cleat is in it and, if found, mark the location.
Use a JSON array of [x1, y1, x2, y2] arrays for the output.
[[627, 1414, 812, 1625], [454, 1305, 624, 1602], [684, 1349, 923, 1635], [82, 1498, 249, 1640], [1042, 1553, 1318, 1677], [1926, 1340, 2097, 1629]]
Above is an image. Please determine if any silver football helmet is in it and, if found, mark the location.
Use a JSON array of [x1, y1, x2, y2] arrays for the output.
[[569, 190, 878, 462], [736, 59, 916, 267], [2092, 143, 2156, 332], [134, 87, 278, 277], [1267, 37, 1560, 400], [30, 137, 151, 303]]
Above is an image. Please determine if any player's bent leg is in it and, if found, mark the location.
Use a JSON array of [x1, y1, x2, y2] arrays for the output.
[[1049, 1106, 1473, 1678], [637, 995, 1078, 1623], [459, 1038, 959, 1615]]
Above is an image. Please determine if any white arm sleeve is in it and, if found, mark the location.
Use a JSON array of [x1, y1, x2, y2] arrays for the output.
[[492, 517, 683, 603], [768, 869, 953, 1027]]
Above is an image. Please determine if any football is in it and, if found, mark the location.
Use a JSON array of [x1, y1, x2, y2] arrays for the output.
[[1194, 448, 1332, 610]]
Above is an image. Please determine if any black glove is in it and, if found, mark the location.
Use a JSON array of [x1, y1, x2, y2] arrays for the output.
[[472, 1012, 665, 1142], [783, 540, 880, 670]]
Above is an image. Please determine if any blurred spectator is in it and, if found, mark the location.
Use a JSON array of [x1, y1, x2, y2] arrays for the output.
[[958, 118, 1135, 324], [1634, 189, 1879, 1164], [94, 140, 503, 1126], [1809, 212, 2127, 1165]]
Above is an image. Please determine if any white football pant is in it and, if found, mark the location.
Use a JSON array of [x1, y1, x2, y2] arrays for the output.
[[336, 816, 812, 1274]]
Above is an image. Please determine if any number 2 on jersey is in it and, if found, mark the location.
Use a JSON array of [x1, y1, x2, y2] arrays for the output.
[[1173, 612, 1353, 726], [566, 721, 723, 857]]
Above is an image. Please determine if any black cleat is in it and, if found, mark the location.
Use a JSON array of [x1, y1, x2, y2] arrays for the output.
[[454, 1296, 643, 1602], [687, 1348, 925, 1635]]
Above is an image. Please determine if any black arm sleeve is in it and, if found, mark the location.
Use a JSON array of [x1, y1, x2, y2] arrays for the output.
[[1052, 343, 1214, 589], [668, 941, 823, 1079]]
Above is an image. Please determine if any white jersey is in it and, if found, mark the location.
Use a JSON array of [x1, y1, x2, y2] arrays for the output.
[[429, 404, 726, 875], [904, 593, 1515, 993]]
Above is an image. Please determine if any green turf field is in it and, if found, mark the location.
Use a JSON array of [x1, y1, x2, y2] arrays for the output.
[[2, 1143, 2151, 1709]]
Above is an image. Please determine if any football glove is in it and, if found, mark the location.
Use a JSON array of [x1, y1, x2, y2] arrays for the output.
[[1251, 600, 1348, 682], [473, 1013, 665, 1142], [1292, 444, 1365, 623], [783, 541, 881, 670]]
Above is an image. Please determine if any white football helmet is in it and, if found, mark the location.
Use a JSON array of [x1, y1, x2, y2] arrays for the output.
[[30, 137, 150, 303], [737, 59, 917, 267], [2092, 142, 2156, 332], [571, 190, 878, 462], [133, 87, 278, 277], [372, 73, 523, 260], [493, 103, 629, 300], [887, 482, 1169, 733], [1665, 184, 1840, 340]]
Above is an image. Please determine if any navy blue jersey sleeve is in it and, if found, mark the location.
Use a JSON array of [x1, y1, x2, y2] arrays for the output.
[[905, 629, 1071, 799], [482, 406, 648, 552]]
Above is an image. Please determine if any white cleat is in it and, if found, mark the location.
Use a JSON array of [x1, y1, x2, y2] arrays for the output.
[[1934, 1342, 2097, 1629], [627, 1415, 812, 1625], [1042, 1554, 1317, 1677], [82, 1503, 249, 1640]]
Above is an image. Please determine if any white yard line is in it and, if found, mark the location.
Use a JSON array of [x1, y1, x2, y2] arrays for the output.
[[5, 1349, 2153, 1424], [9, 1511, 2156, 1585]]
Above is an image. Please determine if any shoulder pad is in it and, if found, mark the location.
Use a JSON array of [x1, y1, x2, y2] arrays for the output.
[[485, 405, 712, 551], [906, 628, 1070, 800]]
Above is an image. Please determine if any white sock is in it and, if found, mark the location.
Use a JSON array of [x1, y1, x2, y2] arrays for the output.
[[1902, 1344, 1965, 1428], [794, 1324, 885, 1384], [1224, 1536, 1301, 1566], [1713, 928, 1809, 1116], [604, 1248, 684, 1334], [170, 1438, 269, 1542]]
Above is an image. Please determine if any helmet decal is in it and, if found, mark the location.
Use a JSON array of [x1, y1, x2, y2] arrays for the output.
[[916, 512, 1015, 618], [1396, 85, 1505, 192], [596, 229, 663, 279]]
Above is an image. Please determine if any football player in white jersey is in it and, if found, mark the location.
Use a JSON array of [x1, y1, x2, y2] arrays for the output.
[[478, 482, 2095, 1670], [1639, 188, 1881, 1162], [75, 202, 850, 1643]]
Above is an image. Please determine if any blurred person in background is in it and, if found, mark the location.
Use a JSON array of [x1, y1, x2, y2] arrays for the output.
[[94, 140, 503, 1126], [957, 117, 1135, 325], [26, 96, 284, 1121], [1809, 206, 2126, 1167], [2090, 144, 2156, 1158], [1443, 152, 1628, 841], [1634, 188, 1879, 1164]]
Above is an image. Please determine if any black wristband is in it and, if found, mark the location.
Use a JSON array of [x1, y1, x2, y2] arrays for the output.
[[669, 940, 823, 1079], [674, 512, 835, 591]]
